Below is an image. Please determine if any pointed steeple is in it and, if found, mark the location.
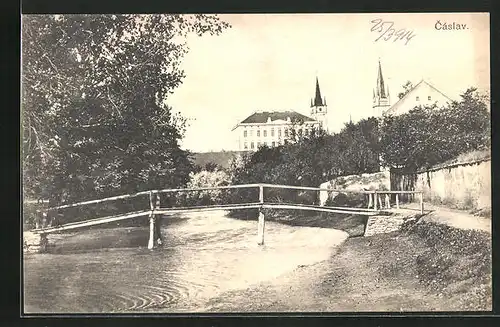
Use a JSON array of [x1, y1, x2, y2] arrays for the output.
[[376, 59, 387, 99], [373, 58, 391, 113], [313, 77, 324, 106]]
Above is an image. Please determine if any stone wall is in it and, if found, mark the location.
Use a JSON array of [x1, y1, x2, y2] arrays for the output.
[[364, 212, 420, 237], [391, 158, 491, 211], [319, 170, 390, 206]]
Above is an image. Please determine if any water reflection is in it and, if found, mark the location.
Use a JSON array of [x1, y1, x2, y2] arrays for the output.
[[24, 211, 348, 313]]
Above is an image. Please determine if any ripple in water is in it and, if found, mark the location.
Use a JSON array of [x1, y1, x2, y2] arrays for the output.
[[24, 211, 348, 313]]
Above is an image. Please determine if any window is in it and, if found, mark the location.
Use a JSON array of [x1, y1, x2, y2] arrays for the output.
[[249, 130, 253, 137], [257, 142, 261, 147], [263, 130, 267, 137], [272, 141, 276, 147], [416, 96, 420, 101], [244, 142, 248, 150], [251, 142, 255, 149], [243, 130, 247, 137], [271, 128, 275, 137], [257, 130, 260, 137], [278, 129, 282, 137], [284, 129, 289, 137], [428, 96, 432, 100]]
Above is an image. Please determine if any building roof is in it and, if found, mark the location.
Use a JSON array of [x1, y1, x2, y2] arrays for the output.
[[233, 110, 316, 130], [375, 59, 389, 99], [312, 77, 325, 107], [383, 79, 453, 116]]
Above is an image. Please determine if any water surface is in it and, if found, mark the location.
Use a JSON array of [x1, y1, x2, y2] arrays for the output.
[[24, 211, 348, 313]]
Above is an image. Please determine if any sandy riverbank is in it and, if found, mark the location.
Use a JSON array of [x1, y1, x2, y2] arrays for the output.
[[203, 219, 491, 312]]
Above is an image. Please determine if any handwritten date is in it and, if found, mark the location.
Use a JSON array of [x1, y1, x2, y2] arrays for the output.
[[370, 19, 416, 45]]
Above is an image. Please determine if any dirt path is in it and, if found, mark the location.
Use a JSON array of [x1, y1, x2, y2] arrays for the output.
[[204, 220, 491, 312], [401, 203, 491, 233]]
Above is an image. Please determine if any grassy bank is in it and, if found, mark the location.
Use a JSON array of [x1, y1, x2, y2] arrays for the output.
[[205, 220, 492, 312]]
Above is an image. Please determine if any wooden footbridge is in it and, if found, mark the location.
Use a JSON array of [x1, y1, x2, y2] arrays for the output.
[[26, 183, 423, 252]]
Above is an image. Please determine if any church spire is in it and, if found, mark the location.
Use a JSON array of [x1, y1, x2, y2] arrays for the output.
[[313, 77, 324, 106], [376, 59, 387, 99]]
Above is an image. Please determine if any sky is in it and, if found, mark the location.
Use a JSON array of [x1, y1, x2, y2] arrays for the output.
[[166, 13, 490, 153]]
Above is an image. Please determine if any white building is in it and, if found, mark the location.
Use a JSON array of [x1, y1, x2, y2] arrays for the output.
[[373, 59, 453, 118], [382, 79, 453, 117], [232, 78, 329, 151]]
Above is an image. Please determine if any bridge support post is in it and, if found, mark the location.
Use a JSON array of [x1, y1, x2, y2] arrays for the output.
[[257, 185, 265, 245], [368, 193, 373, 209], [148, 215, 155, 250], [374, 192, 378, 210], [154, 193, 163, 246], [39, 233, 48, 253], [419, 192, 424, 214], [385, 194, 391, 209], [148, 191, 155, 250], [396, 193, 400, 209], [257, 208, 265, 246]]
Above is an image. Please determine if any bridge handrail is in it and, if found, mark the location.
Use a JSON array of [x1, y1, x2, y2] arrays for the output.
[[36, 183, 424, 212]]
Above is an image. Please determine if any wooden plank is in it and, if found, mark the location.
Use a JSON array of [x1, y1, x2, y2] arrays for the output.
[[44, 184, 419, 213], [260, 183, 374, 194], [46, 192, 151, 211], [257, 209, 265, 245], [154, 203, 262, 214], [43, 184, 262, 212], [147, 214, 155, 250], [264, 202, 378, 212], [261, 204, 380, 216], [156, 184, 261, 193], [31, 210, 151, 234], [148, 191, 155, 250], [420, 192, 424, 214], [371, 190, 424, 194]]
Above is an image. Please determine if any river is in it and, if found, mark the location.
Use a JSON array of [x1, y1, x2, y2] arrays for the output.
[[23, 211, 348, 313]]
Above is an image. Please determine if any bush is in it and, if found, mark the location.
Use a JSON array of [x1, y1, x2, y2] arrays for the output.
[[184, 169, 231, 206]]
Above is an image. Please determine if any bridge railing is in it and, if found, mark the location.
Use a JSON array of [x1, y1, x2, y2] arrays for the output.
[[367, 190, 424, 213], [31, 184, 375, 231], [29, 184, 424, 249]]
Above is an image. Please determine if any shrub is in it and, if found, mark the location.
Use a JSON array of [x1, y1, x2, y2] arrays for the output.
[[185, 169, 231, 206]]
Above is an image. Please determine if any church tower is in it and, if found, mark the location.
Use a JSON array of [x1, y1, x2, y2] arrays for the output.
[[310, 77, 328, 132], [372, 59, 391, 117]]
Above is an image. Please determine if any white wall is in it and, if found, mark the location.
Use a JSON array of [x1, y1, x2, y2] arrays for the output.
[[386, 82, 451, 116]]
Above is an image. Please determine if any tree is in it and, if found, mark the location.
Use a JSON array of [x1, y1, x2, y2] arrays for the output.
[[379, 87, 490, 171], [336, 117, 380, 174], [22, 14, 230, 206], [397, 81, 414, 99]]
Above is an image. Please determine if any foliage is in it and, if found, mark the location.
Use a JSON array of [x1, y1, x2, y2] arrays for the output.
[[227, 119, 380, 208], [397, 81, 414, 99], [184, 169, 231, 205], [22, 14, 230, 206], [380, 87, 490, 171]]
